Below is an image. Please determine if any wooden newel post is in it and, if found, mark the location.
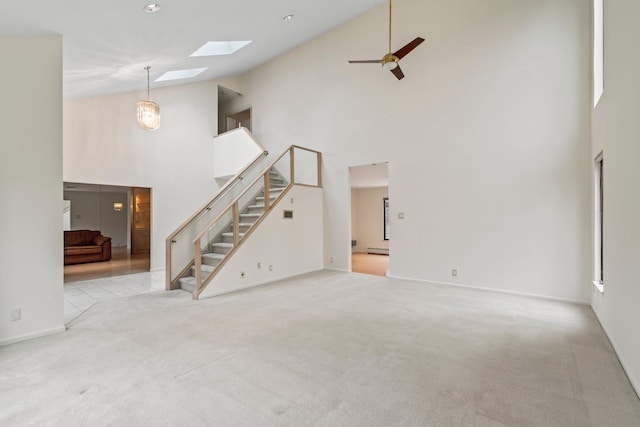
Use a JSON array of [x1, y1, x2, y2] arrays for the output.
[[290, 146, 295, 185], [264, 172, 270, 211], [194, 239, 202, 295], [233, 203, 240, 246]]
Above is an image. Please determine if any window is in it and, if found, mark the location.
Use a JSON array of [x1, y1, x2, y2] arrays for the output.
[[594, 152, 604, 291], [383, 198, 390, 241], [594, 0, 604, 106]]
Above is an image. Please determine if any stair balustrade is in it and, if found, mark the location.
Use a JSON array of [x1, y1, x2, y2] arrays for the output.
[[184, 145, 322, 299], [165, 131, 269, 290]]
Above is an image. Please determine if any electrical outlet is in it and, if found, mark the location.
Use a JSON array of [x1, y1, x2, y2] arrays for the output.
[[257, 262, 261, 269], [11, 308, 21, 322], [269, 265, 273, 271], [290, 197, 294, 204], [330, 257, 334, 263], [240, 272, 245, 279], [398, 212, 405, 219], [452, 269, 458, 277]]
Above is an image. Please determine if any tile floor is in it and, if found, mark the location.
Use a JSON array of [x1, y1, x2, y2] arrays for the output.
[[63, 271, 166, 324]]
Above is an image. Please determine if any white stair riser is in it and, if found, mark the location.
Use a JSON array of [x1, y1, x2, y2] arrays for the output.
[[190, 265, 215, 277], [212, 244, 232, 254], [239, 214, 260, 223], [179, 277, 196, 293], [246, 206, 265, 214], [222, 233, 245, 243], [201, 253, 224, 265], [255, 193, 282, 203]]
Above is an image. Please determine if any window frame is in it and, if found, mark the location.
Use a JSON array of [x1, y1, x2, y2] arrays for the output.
[[593, 151, 604, 292], [593, 0, 604, 107]]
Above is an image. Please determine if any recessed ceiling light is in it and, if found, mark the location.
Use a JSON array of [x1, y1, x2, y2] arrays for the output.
[[154, 68, 208, 82], [283, 14, 294, 21], [143, 4, 160, 13], [190, 41, 252, 57]]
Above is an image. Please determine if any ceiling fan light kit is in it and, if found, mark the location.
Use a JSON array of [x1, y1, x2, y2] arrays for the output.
[[381, 54, 399, 70], [348, 0, 425, 80]]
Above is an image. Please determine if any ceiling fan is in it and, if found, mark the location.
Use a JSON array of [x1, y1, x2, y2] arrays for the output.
[[348, 0, 425, 80]]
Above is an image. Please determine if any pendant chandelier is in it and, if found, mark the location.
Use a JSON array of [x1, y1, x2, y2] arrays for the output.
[[137, 66, 160, 131]]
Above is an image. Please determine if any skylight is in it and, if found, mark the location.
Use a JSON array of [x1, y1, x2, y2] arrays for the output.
[[154, 68, 208, 82], [190, 41, 252, 57]]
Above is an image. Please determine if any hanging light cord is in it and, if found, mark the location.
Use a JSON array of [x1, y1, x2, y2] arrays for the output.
[[388, 0, 393, 54], [144, 66, 151, 100]]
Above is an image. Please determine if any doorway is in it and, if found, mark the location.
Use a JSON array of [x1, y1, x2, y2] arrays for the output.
[[131, 187, 151, 255], [225, 108, 251, 132], [349, 163, 390, 277], [218, 85, 251, 134], [63, 182, 151, 282]]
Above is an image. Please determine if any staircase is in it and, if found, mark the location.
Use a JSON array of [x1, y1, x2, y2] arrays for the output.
[[178, 169, 288, 293]]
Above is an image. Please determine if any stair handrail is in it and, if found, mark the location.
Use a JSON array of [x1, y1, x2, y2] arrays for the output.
[[193, 144, 323, 245], [191, 144, 322, 299], [165, 148, 268, 289], [191, 147, 293, 246]]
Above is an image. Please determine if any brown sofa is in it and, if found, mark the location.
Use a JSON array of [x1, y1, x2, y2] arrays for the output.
[[64, 230, 112, 265]]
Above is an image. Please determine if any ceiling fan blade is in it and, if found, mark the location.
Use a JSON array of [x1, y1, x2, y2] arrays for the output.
[[391, 65, 405, 80], [349, 60, 382, 64], [393, 37, 425, 60]]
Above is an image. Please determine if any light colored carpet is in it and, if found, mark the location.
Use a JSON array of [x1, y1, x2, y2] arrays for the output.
[[1, 271, 639, 426]]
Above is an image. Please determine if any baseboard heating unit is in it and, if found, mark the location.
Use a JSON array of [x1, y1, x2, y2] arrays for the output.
[[367, 248, 389, 255]]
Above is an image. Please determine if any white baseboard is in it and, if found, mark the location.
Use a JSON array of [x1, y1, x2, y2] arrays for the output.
[[387, 275, 590, 306], [324, 267, 350, 273], [200, 268, 324, 299], [0, 325, 65, 347], [590, 307, 640, 400]]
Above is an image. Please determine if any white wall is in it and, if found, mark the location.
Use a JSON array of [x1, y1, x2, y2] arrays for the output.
[[0, 36, 64, 345], [236, 0, 592, 302], [590, 0, 640, 396], [351, 191, 358, 254], [351, 187, 389, 253], [64, 80, 227, 271], [200, 185, 323, 299], [63, 191, 129, 247], [213, 127, 264, 179], [98, 191, 128, 248], [63, 201, 71, 231]]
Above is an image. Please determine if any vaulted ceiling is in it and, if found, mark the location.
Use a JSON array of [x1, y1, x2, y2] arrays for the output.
[[1, 0, 384, 99]]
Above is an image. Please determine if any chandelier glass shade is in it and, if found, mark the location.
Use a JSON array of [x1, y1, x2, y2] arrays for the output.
[[137, 66, 160, 131], [137, 100, 160, 131]]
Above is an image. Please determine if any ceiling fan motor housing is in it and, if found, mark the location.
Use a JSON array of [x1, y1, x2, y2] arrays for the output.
[[382, 53, 399, 70]]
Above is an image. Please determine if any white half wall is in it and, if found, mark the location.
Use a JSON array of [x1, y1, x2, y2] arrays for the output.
[[0, 36, 64, 345], [64, 80, 221, 271], [234, 0, 592, 302], [213, 127, 265, 179], [590, 0, 640, 396], [200, 185, 323, 299]]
